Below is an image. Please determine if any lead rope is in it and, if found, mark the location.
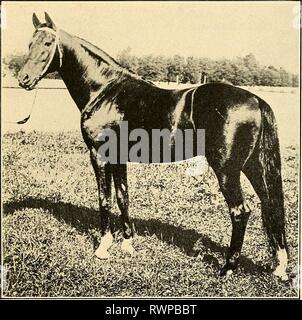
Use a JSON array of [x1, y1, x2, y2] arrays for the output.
[[4, 89, 38, 125]]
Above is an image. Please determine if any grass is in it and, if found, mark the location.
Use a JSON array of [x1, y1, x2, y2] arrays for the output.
[[2, 131, 299, 297]]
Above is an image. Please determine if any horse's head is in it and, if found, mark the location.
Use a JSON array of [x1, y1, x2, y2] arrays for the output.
[[18, 12, 62, 90]]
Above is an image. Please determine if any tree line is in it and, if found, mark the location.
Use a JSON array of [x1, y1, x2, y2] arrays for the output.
[[116, 48, 298, 87], [3, 50, 298, 87]]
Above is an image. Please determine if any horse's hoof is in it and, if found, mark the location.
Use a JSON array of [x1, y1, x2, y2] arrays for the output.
[[121, 238, 135, 256], [273, 247, 288, 281], [219, 264, 236, 277], [95, 248, 110, 259], [273, 268, 289, 281], [94, 232, 113, 259], [226, 270, 233, 278]]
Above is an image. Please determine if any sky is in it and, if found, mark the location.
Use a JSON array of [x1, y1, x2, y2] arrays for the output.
[[1, 1, 300, 73]]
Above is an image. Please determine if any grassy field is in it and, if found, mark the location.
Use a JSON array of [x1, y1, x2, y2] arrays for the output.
[[2, 129, 299, 298]]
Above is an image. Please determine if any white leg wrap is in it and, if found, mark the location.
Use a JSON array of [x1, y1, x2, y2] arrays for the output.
[[226, 270, 233, 277], [273, 247, 288, 281], [95, 231, 113, 259], [121, 237, 135, 255]]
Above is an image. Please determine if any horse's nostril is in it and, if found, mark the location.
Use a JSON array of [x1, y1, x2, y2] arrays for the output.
[[18, 73, 30, 88], [23, 73, 29, 82], [18, 73, 31, 86]]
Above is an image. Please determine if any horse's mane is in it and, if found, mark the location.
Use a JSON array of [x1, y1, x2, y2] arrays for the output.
[[76, 36, 156, 86], [77, 36, 139, 78]]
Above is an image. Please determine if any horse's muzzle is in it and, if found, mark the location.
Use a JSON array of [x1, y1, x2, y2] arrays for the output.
[[18, 71, 37, 90], [18, 78, 38, 91]]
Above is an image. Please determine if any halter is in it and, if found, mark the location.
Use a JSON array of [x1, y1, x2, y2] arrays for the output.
[[36, 27, 63, 78], [7, 27, 64, 126]]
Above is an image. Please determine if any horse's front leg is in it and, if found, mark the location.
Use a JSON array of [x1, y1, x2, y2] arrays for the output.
[[90, 148, 113, 259], [112, 164, 135, 255]]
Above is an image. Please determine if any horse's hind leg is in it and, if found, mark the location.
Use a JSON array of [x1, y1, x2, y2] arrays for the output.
[[243, 153, 288, 280], [90, 148, 113, 259], [112, 164, 135, 255], [212, 166, 251, 276]]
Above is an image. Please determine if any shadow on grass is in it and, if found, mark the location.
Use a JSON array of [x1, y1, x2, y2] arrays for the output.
[[3, 197, 266, 275]]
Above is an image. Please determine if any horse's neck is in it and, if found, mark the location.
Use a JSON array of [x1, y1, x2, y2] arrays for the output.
[[58, 30, 127, 112]]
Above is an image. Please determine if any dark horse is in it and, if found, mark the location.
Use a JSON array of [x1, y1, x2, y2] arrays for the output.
[[18, 13, 288, 280]]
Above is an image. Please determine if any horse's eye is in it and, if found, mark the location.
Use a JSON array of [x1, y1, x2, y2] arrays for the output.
[[44, 41, 52, 47]]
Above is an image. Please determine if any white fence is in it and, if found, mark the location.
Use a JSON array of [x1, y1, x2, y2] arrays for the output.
[[3, 77, 299, 92]]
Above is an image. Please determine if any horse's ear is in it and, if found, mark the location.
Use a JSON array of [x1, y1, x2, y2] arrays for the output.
[[44, 12, 56, 30], [32, 13, 41, 29]]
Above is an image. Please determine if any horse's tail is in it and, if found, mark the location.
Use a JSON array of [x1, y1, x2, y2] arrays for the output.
[[257, 99, 287, 252]]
